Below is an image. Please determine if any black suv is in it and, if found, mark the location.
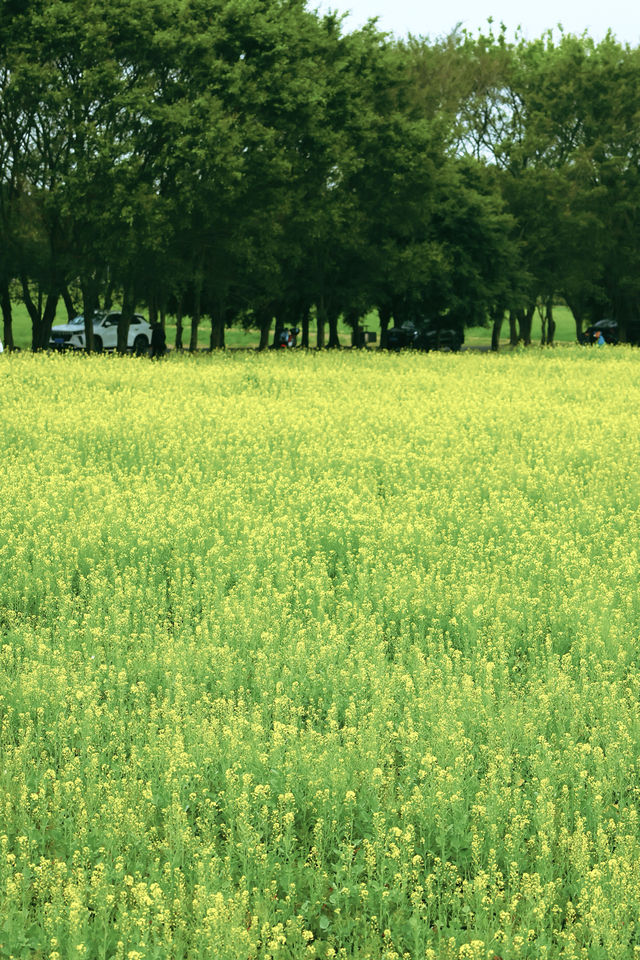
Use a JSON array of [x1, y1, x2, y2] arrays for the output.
[[386, 321, 464, 352]]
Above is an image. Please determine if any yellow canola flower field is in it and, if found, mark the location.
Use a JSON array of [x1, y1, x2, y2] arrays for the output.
[[1, 348, 640, 960]]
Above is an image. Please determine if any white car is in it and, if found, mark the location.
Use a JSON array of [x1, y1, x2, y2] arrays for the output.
[[50, 311, 152, 353]]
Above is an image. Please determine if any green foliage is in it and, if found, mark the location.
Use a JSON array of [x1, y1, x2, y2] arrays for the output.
[[0, 0, 523, 347], [1, 6, 639, 347], [447, 27, 640, 335]]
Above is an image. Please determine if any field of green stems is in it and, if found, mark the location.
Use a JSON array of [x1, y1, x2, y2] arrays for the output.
[[1, 348, 640, 960]]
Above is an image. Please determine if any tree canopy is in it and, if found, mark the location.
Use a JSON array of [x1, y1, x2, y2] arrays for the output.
[[1, 2, 639, 350]]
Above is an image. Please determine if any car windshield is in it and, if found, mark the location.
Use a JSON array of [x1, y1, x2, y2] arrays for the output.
[[68, 313, 107, 327]]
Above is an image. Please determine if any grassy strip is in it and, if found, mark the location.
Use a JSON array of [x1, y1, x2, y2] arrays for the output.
[[5, 302, 580, 351]]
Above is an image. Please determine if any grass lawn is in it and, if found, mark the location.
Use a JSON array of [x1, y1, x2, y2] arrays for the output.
[[5, 300, 579, 351]]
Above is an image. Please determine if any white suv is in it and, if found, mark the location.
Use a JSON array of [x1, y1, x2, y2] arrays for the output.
[[50, 311, 152, 353]]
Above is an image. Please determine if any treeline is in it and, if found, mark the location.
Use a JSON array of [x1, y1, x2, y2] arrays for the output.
[[1, 0, 639, 352]]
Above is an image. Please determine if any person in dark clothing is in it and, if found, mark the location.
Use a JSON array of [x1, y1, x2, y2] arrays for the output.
[[150, 321, 166, 358]]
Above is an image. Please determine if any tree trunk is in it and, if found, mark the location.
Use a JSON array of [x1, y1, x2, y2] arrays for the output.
[[524, 306, 535, 345], [189, 281, 201, 352], [21, 276, 42, 351], [39, 291, 59, 350], [189, 317, 199, 351], [209, 311, 225, 350], [316, 298, 326, 349], [490, 311, 503, 351], [272, 313, 284, 348], [257, 309, 271, 350], [189, 315, 199, 351], [1, 280, 14, 350], [378, 304, 391, 349], [175, 301, 183, 350], [392, 299, 409, 328], [546, 300, 556, 346], [80, 277, 100, 352], [62, 286, 76, 323], [148, 294, 158, 327], [103, 278, 115, 311], [301, 307, 310, 349], [616, 308, 628, 343], [540, 308, 547, 346], [22, 280, 58, 351], [347, 309, 362, 348], [118, 283, 135, 354], [508, 310, 519, 345], [567, 302, 583, 342], [327, 307, 340, 348], [572, 310, 583, 341], [517, 306, 534, 346]]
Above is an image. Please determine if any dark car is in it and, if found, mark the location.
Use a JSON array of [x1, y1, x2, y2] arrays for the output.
[[386, 320, 464, 352], [579, 318, 619, 345]]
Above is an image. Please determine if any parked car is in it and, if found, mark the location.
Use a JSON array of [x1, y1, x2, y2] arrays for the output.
[[49, 312, 151, 353], [386, 320, 464, 352], [578, 318, 619, 345]]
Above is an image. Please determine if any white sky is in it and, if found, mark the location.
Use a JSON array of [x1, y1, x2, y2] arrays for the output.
[[318, 0, 640, 45]]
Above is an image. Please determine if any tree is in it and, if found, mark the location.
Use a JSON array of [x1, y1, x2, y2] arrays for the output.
[[455, 29, 640, 342]]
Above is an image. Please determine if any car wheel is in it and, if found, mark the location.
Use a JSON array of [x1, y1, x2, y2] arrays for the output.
[[134, 334, 149, 356], [93, 335, 103, 353]]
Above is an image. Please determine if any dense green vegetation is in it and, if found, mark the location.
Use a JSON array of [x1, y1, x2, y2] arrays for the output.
[[1, 2, 639, 353]]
